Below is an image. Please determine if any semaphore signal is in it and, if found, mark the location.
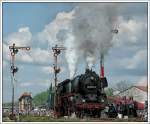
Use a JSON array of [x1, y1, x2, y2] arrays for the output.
[[52, 45, 66, 117], [9, 43, 31, 120]]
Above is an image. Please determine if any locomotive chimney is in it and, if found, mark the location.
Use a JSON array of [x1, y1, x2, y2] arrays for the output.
[[85, 63, 91, 72], [86, 63, 89, 70], [100, 54, 104, 78]]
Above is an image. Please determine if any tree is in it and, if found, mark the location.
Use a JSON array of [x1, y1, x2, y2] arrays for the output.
[[105, 88, 114, 96], [115, 80, 132, 92], [32, 90, 49, 106], [47, 83, 54, 108]]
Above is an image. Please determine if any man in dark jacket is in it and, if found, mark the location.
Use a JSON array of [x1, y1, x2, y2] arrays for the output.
[[108, 104, 117, 118]]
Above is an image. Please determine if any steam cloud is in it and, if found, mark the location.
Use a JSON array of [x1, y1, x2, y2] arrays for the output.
[[64, 30, 78, 79], [72, 3, 118, 69], [55, 3, 118, 78]]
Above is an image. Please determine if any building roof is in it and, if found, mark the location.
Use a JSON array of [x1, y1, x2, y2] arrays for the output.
[[19, 92, 32, 100], [134, 85, 148, 92], [116, 85, 147, 96]]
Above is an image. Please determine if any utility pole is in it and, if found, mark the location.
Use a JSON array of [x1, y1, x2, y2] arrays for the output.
[[9, 43, 30, 120], [52, 45, 66, 116]]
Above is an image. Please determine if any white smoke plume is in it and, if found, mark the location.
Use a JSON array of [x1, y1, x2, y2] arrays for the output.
[[41, 3, 119, 78], [71, 3, 118, 69], [64, 29, 78, 79], [38, 10, 76, 78]]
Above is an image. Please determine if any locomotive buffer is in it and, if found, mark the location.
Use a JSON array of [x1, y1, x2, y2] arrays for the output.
[[52, 45, 66, 115]]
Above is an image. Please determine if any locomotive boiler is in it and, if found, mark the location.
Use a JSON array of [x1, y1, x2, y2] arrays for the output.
[[56, 68, 108, 117]]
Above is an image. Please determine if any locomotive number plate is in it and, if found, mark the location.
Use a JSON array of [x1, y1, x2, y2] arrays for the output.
[[87, 86, 96, 89]]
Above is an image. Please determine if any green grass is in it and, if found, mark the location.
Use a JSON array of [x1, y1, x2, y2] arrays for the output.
[[3, 115, 144, 122], [17, 115, 144, 122], [2, 117, 15, 122], [19, 115, 80, 122]]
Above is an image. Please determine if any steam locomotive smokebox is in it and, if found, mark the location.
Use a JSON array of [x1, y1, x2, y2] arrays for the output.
[[100, 77, 108, 88], [71, 69, 103, 94]]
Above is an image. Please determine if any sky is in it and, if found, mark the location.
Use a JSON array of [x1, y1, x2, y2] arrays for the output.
[[2, 2, 148, 103]]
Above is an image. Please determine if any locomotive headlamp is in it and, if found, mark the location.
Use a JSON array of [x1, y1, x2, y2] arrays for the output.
[[70, 96, 73, 101], [101, 99, 104, 102], [90, 76, 94, 80], [82, 99, 85, 103]]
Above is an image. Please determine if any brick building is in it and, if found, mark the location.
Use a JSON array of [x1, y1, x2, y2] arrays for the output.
[[19, 92, 32, 113]]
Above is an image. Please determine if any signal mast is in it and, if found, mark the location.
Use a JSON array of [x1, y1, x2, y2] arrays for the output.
[[9, 43, 30, 120], [100, 28, 119, 78], [52, 45, 66, 116]]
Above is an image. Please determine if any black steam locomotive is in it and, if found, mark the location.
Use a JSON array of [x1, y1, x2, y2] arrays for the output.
[[56, 69, 108, 117]]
